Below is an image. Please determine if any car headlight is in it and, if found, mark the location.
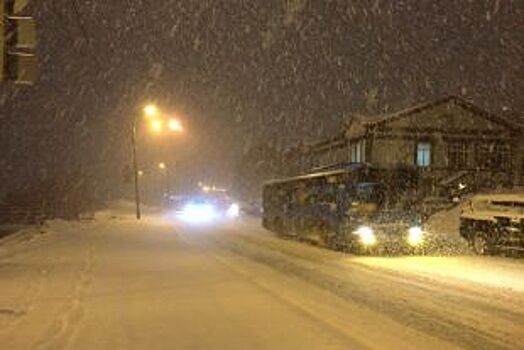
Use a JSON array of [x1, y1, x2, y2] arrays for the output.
[[179, 203, 217, 223], [407, 226, 424, 246], [227, 203, 240, 217], [353, 226, 376, 246]]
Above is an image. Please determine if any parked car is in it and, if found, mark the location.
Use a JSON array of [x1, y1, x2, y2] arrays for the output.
[[459, 193, 524, 255]]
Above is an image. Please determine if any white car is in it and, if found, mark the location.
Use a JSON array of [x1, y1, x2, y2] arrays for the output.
[[460, 193, 524, 255]]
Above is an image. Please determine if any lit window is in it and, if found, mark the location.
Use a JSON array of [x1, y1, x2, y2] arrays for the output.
[[361, 140, 366, 162], [350, 140, 365, 163], [417, 142, 431, 167]]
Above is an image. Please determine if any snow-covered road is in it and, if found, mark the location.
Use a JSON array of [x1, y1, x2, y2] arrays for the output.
[[1, 212, 523, 350]]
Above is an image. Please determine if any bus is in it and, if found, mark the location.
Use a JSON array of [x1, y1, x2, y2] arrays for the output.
[[262, 163, 425, 253]]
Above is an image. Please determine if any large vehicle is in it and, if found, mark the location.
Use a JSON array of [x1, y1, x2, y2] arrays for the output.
[[459, 193, 524, 255], [262, 163, 426, 253]]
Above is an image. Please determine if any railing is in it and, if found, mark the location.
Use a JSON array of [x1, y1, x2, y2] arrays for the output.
[[0, 206, 46, 225]]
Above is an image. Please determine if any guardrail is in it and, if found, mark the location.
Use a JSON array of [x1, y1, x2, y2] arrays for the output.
[[0, 206, 46, 225]]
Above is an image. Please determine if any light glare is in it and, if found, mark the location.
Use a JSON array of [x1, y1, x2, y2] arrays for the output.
[[354, 226, 376, 246], [144, 104, 159, 118], [168, 119, 183, 132], [408, 226, 424, 246], [227, 203, 240, 217], [150, 119, 163, 133], [178, 203, 217, 224]]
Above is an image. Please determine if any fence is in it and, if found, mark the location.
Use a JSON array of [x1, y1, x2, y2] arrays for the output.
[[0, 206, 46, 225]]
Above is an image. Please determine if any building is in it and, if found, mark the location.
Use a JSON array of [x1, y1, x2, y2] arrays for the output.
[[294, 96, 524, 194]]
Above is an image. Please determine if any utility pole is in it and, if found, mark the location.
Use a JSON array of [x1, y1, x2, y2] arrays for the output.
[[130, 104, 184, 218], [131, 119, 141, 220], [1, 0, 37, 84]]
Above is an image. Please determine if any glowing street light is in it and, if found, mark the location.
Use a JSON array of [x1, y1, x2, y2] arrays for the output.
[[167, 118, 183, 132], [131, 104, 187, 220], [148, 117, 182, 135], [144, 104, 159, 118], [150, 119, 163, 133]]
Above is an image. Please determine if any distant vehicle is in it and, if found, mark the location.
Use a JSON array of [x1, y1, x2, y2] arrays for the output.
[[238, 201, 263, 217], [262, 163, 426, 254], [177, 191, 239, 224], [459, 193, 524, 255]]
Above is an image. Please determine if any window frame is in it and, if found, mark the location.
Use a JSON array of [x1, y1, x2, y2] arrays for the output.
[[416, 141, 432, 168], [350, 139, 366, 163]]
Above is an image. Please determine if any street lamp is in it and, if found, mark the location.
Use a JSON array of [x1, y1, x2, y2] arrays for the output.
[[150, 119, 163, 133], [144, 104, 159, 118], [148, 118, 183, 134], [131, 116, 142, 220], [167, 118, 183, 132], [157, 162, 171, 201], [131, 105, 185, 220]]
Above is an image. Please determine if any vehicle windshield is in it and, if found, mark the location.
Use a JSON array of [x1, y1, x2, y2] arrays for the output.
[[354, 183, 384, 204]]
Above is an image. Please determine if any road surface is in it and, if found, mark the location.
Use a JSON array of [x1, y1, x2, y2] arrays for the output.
[[1, 210, 523, 350]]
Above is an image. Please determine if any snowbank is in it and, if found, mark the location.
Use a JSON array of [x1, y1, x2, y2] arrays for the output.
[[354, 255, 524, 292]]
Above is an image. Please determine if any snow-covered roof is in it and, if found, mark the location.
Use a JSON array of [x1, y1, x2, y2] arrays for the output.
[[264, 163, 373, 186], [471, 193, 524, 204], [354, 96, 522, 131], [292, 96, 523, 157]]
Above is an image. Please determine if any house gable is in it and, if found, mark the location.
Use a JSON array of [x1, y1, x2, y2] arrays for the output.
[[369, 97, 517, 138]]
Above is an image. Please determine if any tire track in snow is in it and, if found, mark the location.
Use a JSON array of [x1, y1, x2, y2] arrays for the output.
[[175, 229, 372, 350], [232, 231, 523, 350], [192, 226, 521, 350], [237, 230, 524, 321]]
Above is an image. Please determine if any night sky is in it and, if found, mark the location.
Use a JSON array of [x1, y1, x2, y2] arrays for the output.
[[0, 0, 522, 198]]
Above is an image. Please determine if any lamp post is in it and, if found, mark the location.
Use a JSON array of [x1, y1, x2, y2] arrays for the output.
[[131, 116, 141, 220], [131, 103, 159, 219], [158, 162, 169, 203], [130, 105, 184, 220]]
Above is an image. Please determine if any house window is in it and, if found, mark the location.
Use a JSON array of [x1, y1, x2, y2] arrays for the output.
[[448, 141, 469, 169], [351, 142, 360, 162], [361, 140, 366, 162], [416, 142, 431, 167], [350, 139, 366, 163], [475, 142, 512, 170]]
